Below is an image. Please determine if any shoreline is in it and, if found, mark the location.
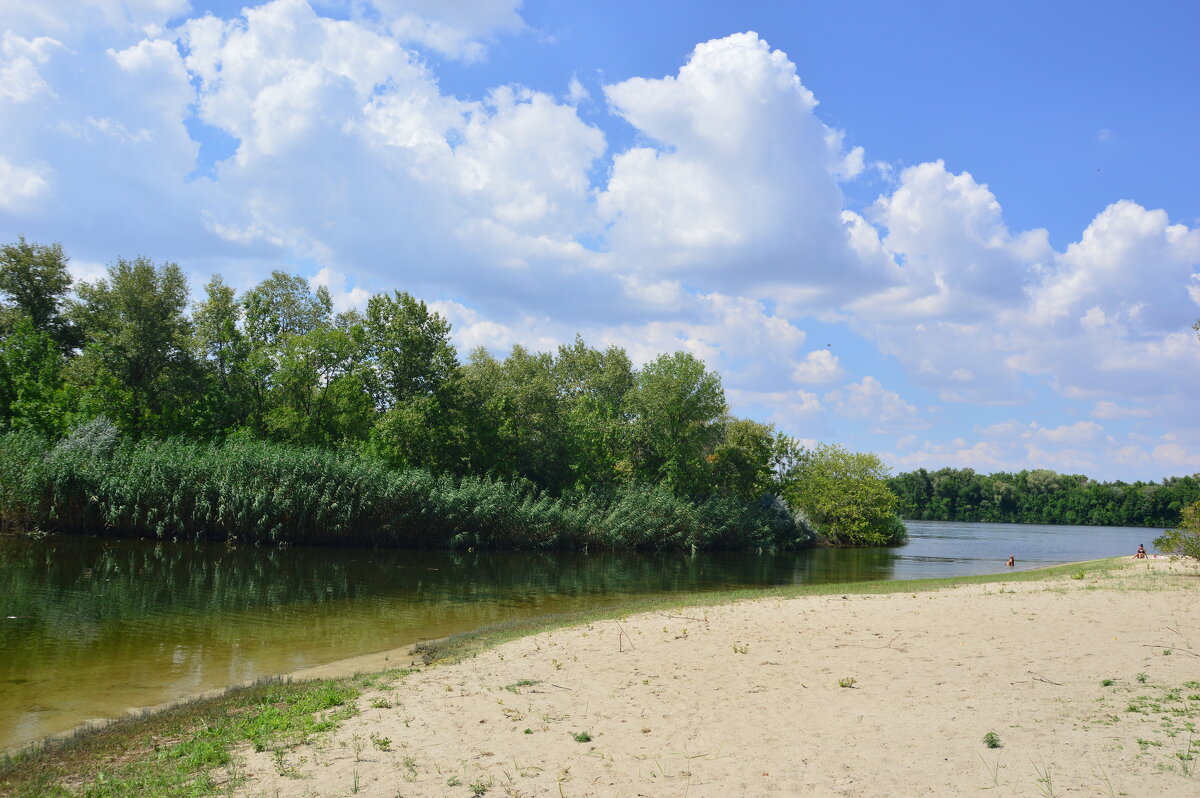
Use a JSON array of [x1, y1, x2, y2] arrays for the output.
[[5, 557, 1197, 797], [1, 557, 1135, 758], [238, 557, 1200, 797]]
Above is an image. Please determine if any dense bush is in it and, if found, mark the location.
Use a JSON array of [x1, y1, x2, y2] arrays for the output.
[[0, 426, 809, 551]]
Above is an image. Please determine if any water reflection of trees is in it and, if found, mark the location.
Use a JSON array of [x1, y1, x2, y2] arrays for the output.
[[0, 536, 902, 651], [3, 539, 858, 622]]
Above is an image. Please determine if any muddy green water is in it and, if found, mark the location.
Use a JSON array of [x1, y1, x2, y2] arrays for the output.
[[0, 521, 1153, 751]]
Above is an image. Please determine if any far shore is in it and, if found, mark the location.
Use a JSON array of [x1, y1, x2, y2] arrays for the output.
[[230, 557, 1199, 797]]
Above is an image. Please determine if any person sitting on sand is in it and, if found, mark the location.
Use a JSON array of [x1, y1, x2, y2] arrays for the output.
[[1006, 555, 1015, 567], [1135, 544, 1147, 559]]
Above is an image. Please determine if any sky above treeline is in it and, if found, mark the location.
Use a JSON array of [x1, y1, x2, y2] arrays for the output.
[[2, 0, 1198, 482]]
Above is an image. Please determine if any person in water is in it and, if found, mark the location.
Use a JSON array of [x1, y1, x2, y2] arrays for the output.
[[1135, 544, 1147, 559], [1006, 555, 1015, 567]]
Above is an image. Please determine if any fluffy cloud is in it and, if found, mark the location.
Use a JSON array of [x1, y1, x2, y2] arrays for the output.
[[825, 376, 925, 434], [0, 1, 191, 39], [846, 160, 1200, 423], [1, 32, 62, 103], [433, 289, 809, 394], [791, 349, 844, 384], [597, 32, 885, 305], [0, 157, 52, 212], [367, 0, 525, 61]]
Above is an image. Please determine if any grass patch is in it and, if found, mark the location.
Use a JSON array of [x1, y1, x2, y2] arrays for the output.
[[0, 676, 371, 797], [502, 679, 541, 694]]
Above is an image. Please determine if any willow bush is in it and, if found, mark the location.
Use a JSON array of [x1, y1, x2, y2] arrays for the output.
[[0, 425, 806, 551]]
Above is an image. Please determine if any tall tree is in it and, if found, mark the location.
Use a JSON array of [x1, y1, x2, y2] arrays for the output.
[[627, 351, 726, 496], [67, 257, 197, 436], [265, 320, 373, 447], [192, 275, 252, 434], [554, 336, 634, 490], [0, 237, 80, 352], [240, 271, 333, 432], [363, 292, 465, 473], [363, 291, 457, 408]]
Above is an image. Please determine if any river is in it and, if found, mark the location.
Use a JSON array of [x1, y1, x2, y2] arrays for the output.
[[0, 520, 1157, 751]]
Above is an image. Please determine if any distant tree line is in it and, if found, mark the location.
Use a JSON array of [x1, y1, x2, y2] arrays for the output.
[[0, 238, 904, 547], [889, 467, 1200, 528]]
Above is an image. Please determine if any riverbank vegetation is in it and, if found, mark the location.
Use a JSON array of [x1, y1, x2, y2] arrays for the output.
[[890, 466, 1200, 528], [0, 238, 904, 547]]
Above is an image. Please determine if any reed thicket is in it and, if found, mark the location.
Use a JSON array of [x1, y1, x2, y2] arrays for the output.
[[0, 422, 807, 551]]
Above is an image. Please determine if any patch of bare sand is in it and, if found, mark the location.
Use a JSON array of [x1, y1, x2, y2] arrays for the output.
[[236, 560, 1200, 797]]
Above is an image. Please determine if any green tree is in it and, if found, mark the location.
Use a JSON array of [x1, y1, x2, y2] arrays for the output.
[[192, 275, 252, 434], [1154, 500, 1200, 562], [363, 291, 457, 408], [627, 351, 726, 496], [782, 443, 905, 546], [0, 237, 80, 352], [240, 271, 333, 432], [708, 418, 778, 498], [67, 257, 198, 436], [242, 271, 333, 348], [0, 315, 75, 436], [553, 336, 635, 490], [460, 345, 571, 490], [265, 320, 374, 447]]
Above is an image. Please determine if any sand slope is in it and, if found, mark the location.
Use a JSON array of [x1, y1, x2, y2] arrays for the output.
[[235, 561, 1200, 797]]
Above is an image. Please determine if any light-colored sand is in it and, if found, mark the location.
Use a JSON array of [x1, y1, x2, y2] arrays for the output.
[[235, 560, 1200, 797]]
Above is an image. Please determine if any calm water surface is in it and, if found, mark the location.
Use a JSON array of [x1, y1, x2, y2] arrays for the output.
[[0, 521, 1156, 750]]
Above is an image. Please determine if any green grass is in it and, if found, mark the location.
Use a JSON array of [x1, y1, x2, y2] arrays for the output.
[[0, 671, 426, 798], [0, 427, 805, 551]]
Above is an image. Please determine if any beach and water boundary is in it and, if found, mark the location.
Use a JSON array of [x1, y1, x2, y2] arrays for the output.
[[3, 556, 1199, 797]]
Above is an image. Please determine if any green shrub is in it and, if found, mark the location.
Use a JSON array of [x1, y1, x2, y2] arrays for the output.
[[0, 428, 803, 551]]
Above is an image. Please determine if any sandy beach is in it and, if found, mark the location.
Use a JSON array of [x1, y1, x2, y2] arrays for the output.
[[233, 560, 1200, 797]]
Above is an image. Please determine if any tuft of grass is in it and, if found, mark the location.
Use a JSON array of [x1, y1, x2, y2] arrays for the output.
[[1138, 673, 1150, 684], [370, 733, 391, 751], [503, 679, 541, 693], [572, 731, 592, 743], [982, 731, 1002, 749], [1101, 678, 1115, 687], [838, 677, 857, 689]]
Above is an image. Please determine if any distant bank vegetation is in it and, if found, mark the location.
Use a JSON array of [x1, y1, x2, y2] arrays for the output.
[[890, 467, 1200, 529], [0, 238, 904, 548]]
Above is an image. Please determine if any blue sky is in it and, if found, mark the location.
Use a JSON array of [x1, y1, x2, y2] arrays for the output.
[[2, 0, 1198, 481]]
